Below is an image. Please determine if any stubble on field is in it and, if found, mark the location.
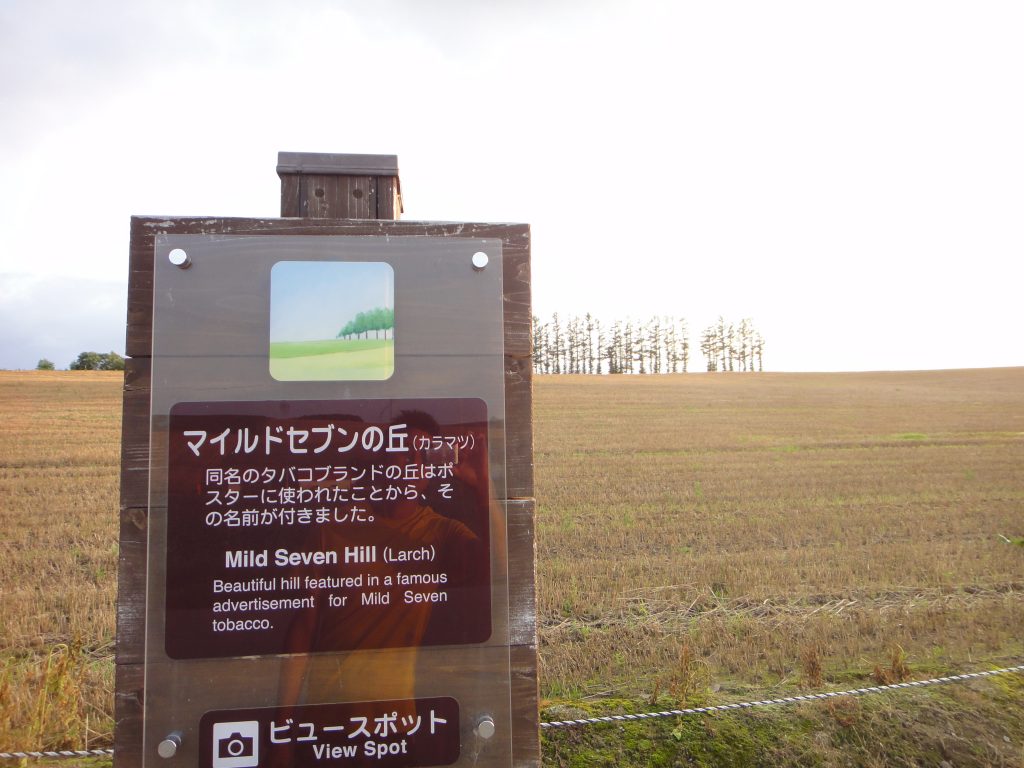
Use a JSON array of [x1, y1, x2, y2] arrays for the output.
[[1, 368, 1022, 755], [534, 369, 1024, 698], [0, 371, 121, 751]]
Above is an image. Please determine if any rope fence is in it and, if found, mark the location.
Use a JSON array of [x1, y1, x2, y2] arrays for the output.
[[541, 663, 1024, 729], [0, 750, 114, 761], [2, 663, 1021, 759]]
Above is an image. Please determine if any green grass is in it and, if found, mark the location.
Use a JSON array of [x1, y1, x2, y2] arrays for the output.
[[269, 338, 394, 380], [269, 337, 390, 359], [542, 676, 1024, 767]]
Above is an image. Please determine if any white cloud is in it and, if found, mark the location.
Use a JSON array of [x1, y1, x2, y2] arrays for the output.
[[0, 1, 1021, 371], [0, 274, 127, 369]]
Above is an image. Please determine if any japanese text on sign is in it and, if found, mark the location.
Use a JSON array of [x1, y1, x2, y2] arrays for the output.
[[165, 398, 492, 660], [199, 697, 460, 768]]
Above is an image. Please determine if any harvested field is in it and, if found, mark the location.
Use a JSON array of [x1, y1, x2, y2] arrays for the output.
[[1, 368, 1022, 765], [0, 371, 121, 752], [534, 370, 1024, 701]]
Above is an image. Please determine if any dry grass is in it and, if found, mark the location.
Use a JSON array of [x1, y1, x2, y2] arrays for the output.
[[535, 369, 1024, 698], [0, 371, 121, 751], [1, 368, 1022, 755]]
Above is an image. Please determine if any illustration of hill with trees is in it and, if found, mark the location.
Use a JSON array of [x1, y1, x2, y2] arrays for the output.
[[269, 261, 395, 381], [270, 305, 394, 380]]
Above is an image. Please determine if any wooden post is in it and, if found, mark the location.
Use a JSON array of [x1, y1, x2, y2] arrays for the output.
[[117, 154, 538, 767], [277, 152, 402, 219]]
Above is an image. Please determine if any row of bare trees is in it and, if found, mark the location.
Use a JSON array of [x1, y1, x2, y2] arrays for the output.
[[699, 318, 765, 372], [532, 314, 690, 374], [532, 314, 764, 374]]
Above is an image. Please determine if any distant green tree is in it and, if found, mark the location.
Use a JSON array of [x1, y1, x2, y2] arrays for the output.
[[99, 351, 126, 371], [36, 358, 55, 370], [70, 351, 125, 371], [337, 307, 394, 340], [70, 351, 103, 370]]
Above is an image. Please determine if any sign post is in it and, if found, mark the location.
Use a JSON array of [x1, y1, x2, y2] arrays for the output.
[[118, 154, 537, 767]]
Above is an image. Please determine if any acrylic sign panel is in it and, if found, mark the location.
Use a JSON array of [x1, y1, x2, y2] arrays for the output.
[[145, 235, 511, 768]]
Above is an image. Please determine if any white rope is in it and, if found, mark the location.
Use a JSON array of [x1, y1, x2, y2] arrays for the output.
[[0, 749, 114, 760], [540, 663, 1024, 729]]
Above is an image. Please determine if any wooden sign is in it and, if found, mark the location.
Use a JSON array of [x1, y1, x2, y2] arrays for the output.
[[118, 155, 537, 768]]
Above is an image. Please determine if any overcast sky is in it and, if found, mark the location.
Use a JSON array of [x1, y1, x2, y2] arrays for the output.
[[1, 1, 1021, 371]]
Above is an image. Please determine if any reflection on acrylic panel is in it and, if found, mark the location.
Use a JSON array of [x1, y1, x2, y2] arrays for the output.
[[270, 262, 395, 381]]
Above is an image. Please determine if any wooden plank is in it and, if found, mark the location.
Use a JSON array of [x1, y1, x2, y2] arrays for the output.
[[376, 176, 401, 219], [302, 174, 375, 219], [119, 356, 150, 509], [118, 215, 149, 768], [279, 175, 302, 217], [277, 153, 398, 220], [500, 225, 533, 361], [507, 499, 537, 648], [119, 217, 155, 768], [510, 644, 540, 768], [504, 356, 534, 499], [116, 527, 146, 666], [279, 173, 381, 219], [114, 663, 143, 768], [125, 217, 155, 360]]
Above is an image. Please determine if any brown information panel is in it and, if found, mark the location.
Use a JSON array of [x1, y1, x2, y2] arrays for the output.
[[199, 696, 460, 768], [166, 398, 492, 659]]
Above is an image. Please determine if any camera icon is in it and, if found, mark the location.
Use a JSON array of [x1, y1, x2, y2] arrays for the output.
[[212, 721, 260, 768]]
